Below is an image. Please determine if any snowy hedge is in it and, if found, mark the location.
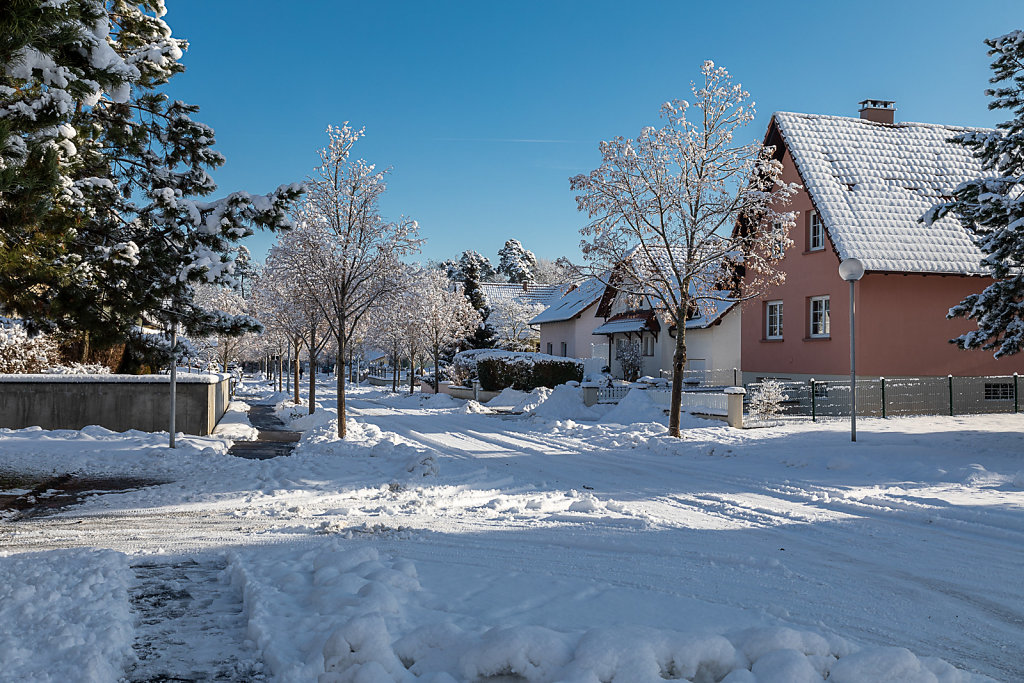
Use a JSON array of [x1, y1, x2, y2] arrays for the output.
[[0, 322, 56, 373], [475, 351, 583, 392]]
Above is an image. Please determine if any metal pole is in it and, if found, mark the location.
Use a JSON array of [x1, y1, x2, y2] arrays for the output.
[[948, 374, 954, 416], [850, 279, 856, 442], [169, 327, 177, 449], [880, 377, 886, 419], [810, 378, 816, 422], [1015, 373, 1019, 414]]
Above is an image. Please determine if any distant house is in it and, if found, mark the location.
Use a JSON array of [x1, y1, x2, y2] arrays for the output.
[[530, 276, 608, 360], [593, 286, 740, 383], [528, 252, 742, 382], [742, 101, 1024, 381], [479, 282, 571, 351]]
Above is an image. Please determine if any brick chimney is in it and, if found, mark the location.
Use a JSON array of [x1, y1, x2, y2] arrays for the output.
[[858, 99, 896, 124]]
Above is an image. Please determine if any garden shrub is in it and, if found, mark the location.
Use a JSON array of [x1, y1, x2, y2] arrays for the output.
[[476, 351, 583, 392]]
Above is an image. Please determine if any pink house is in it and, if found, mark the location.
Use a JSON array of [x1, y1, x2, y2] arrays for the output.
[[742, 101, 1024, 381]]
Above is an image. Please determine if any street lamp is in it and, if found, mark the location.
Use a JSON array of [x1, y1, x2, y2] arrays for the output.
[[839, 258, 865, 442]]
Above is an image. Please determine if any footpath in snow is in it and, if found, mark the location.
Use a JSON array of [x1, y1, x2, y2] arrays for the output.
[[0, 378, 1021, 681]]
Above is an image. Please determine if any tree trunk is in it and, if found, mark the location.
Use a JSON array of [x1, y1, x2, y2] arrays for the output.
[[409, 355, 416, 395], [668, 308, 688, 438], [309, 348, 317, 415], [337, 325, 347, 439], [433, 343, 440, 393], [277, 353, 283, 392], [293, 338, 301, 405], [392, 352, 398, 393]]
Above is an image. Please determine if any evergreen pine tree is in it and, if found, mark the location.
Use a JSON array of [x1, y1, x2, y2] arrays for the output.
[[1, 2, 303, 364], [457, 249, 497, 283], [1, 0, 137, 324], [497, 239, 537, 283], [460, 258, 497, 348], [928, 30, 1024, 357]]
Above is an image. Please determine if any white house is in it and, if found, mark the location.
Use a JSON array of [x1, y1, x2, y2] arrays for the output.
[[593, 292, 741, 384]]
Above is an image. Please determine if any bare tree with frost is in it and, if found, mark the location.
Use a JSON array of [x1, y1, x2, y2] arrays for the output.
[[260, 223, 340, 412], [299, 125, 421, 437], [570, 61, 798, 437], [414, 269, 481, 393], [489, 298, 546, 351]]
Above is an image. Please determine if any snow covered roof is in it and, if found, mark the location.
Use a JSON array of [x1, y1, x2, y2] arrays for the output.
[[479, 282, 570, 308], [530, 276, 608, 324], [684, 298, 738, 330], [593, 311, 660, 336], [773, 111, 992, 275]]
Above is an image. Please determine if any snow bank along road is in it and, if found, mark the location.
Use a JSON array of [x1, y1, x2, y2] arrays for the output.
[[0, 381, 1021, 681]]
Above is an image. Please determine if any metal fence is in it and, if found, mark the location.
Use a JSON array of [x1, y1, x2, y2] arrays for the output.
[[657, 368, 743, 387], [748, 375, 1021, 420], [647, 389, 729, 416]]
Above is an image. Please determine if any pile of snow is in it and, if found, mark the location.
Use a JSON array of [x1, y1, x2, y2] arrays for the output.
[[513, 387, 552, 413], [487, 387, 531, 409], [461, 400, 489, 414], [210, 401, 259, 441], [377, 392, 460, 410], [631, 375, 670, 389], [527, 384, 605, 421], [602, 388, 668, 425], [0, 549, 133, 681], [229, 542, 993, 682], [277, 401, 337, 432]]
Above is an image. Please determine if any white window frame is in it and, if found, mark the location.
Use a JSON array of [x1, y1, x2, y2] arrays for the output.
[[809, 213, 825, 251], [766, 300, 783, 340], [810, 296, 830, 338]]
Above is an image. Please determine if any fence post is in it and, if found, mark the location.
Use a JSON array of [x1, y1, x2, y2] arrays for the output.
[[880, 376, 886, 419], [725, 387, 745, 429], [733, 367, 738, 386], [810, 378, 816, 422], [948, 374, 954, 416]]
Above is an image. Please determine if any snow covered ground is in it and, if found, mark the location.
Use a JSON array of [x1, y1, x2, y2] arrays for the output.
[[0, 377, 1022, 681]]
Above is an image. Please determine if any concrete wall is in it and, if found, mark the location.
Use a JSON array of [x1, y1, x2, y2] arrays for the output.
[[0, 375, 230, 435]]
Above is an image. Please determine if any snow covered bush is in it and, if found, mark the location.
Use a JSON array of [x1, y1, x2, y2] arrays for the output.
[[748, 380, 789, 424], [42, 363, 111, 375], [0, 323, 56, 373], [617, 341, 643, 382], [476, 351, 583, 392], [451, 349, 495, 386]]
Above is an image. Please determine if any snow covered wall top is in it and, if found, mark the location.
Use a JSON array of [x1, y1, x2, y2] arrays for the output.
[[0, 373, 229, 384], [774, 111, 992, 275]]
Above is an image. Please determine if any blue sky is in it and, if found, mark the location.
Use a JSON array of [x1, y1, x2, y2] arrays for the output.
[[164, 0, 1018, 266]]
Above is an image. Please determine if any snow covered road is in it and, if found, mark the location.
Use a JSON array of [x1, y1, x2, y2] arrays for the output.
[[0, 381, 1021, 681]]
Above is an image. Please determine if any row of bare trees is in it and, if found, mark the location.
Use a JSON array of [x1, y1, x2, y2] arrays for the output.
[[249, 126, 480, 438]]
